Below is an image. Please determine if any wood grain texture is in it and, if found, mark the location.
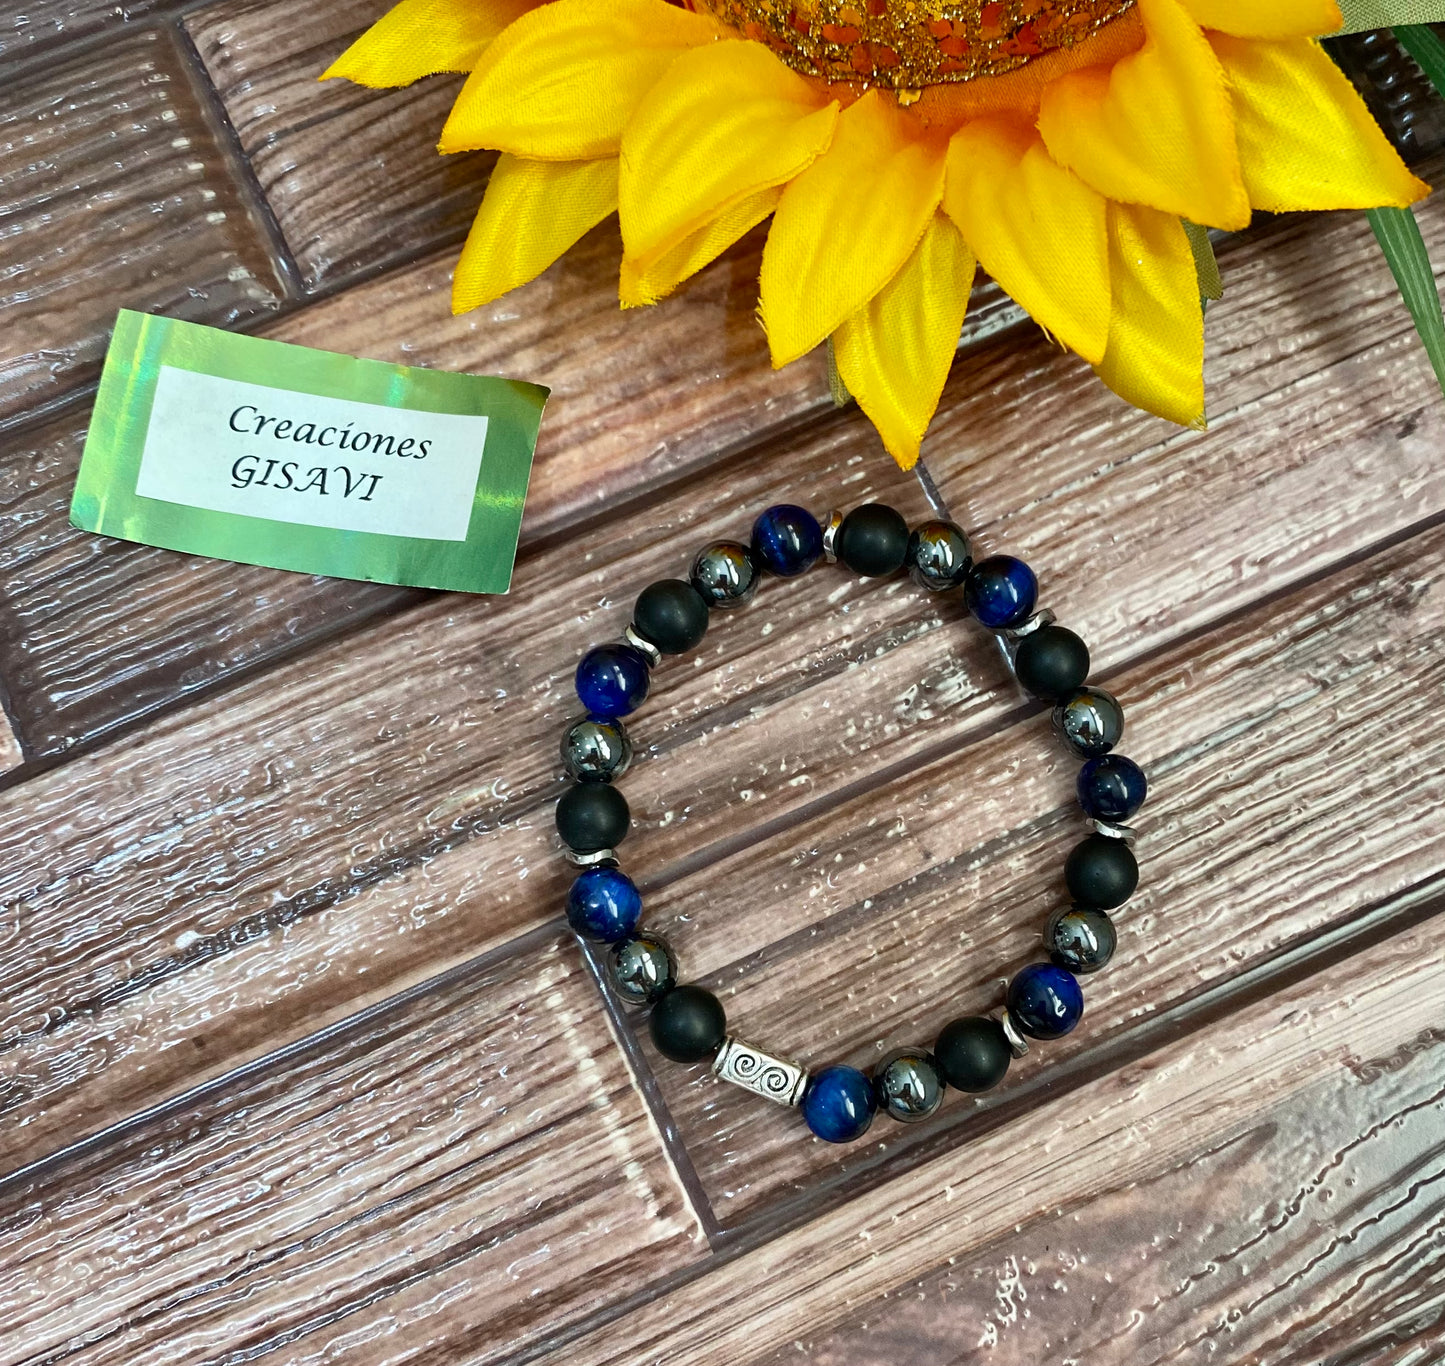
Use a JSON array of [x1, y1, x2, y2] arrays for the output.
[[0, 27, 287, 425], [0, 934, 707, 1366], [186, 0, 494, 290], [633, 516, 1445, 1225], [0, 0, 177, 66], [2, 198, 1444, 1176], [540, 912, 1445, 1366]]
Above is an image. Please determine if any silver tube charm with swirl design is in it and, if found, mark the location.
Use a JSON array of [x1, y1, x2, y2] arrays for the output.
[[711, 1036, 809, 1107]]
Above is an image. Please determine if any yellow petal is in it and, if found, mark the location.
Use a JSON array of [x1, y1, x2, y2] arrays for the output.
[[619, 41, 837, 264], [832, 215, 976, 469], [1039, 0, 1251, 230], [1214, 34, 1429, 211], [1178, 0, 1341, 37], [1094, 203, 1204, 426], [439, 0, 719, 159], [943, 118, 1110, 365], [322, 0, 533, 88], [452, 154, 618, 314], [760, 89, 947, 368], [621, 188, 780, 307]]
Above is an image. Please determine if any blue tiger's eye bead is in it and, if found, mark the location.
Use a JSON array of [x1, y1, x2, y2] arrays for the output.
[[566, 867, 643, 944], [964, 555, 1038, 629], [1007, 963, 1084, 1040], [801, 1065, 876, 1143], [751, 504, 823, 577], [575, 643, 651, 719], [1077, 754, 1148, 823]]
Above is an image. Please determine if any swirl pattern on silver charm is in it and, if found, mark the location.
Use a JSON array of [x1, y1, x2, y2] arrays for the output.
[[712, 1036, 808, 1107]]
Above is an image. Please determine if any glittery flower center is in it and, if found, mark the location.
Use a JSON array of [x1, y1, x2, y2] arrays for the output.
[[698, 0, 1136, 91]]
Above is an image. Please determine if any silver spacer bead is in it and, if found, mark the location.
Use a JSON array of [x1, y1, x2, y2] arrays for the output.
[[1090, 818, 1139, 845], [999, 607, 1056, 641], [995, 1010, 1030, 1058], [822, 510, 844, 564], [623, 625, 662, 668], [711, 1035, 808, 1106], [565, 846, 619, 868]]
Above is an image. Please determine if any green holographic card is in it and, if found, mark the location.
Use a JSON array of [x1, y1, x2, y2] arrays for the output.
[[71, 311, 548, 594]]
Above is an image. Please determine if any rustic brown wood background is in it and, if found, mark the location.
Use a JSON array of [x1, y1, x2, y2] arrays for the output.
[[3, 5, 1445, 1363]]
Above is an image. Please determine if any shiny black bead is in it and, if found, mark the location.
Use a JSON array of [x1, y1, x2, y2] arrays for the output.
[[1014, 625, 1090, 701], [1045, 906, 1117, 974], [872, 1048, 945, 1122], [609, 934, 677, 1005], [560, 717, 632, 783], [649, 984, 726, 1063], [934, 1017, 1011, 1093], [1053, 687, 1124, 758], [633, 579, 709, 654], [1064, 834, 1138, 909], [837, 503, 910, 577], [906, 520, 972, 591], [555, 782, 630, 852], [691, 540, 760, 609]]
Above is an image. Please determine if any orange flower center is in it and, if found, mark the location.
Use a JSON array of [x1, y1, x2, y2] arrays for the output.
[[698, 0, 1136, 91]]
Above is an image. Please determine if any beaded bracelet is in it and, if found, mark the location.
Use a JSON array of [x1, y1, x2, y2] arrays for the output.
[[555, 502, 1147, 1144]]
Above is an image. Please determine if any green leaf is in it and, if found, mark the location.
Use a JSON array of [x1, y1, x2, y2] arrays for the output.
[[1182, 220, 1224, 304], [1338, 1, 1445, 32], [1367, 204, 1445, 397], [1393, 23, 1445, 93]]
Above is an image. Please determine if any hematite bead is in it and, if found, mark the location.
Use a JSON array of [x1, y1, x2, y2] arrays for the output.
[[871, 1048, 945, 1122], [1007, 963, 1084, 1040], [649, 984, 726, 1063], [836, 503, 909, 577], [1013, 625, 1090, 701], [633, 579, 709, 655], [560, 717, 632, 783], [1053, 687, 1124, 758], [965, 555, 1038, 629], [1064, 833, 1138, 909], [608, 934, 676, 1005], [575, 644, 650, 719], [691, 540, 760, 609], [1045, 906, 1117, 974], [1077, 754, 1148, 823], [555, 782, 630, 852], [906, 520, 972, 591], [566, 867, 642, 943], [934, 1017, 1012, 1092], [751, 504, 823, 577], [801, 1065, 876, 1143]]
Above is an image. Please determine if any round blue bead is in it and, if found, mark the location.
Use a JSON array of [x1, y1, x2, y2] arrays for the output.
[[1077, 754, 1148, 823], [1007, 963, 1084, 1040], [751, 504, 823, 577], [576, 644, 651, 719], [566, 867, 643, 943], [964, 555, 1038, 629], [801, 1065, 876, 1143]]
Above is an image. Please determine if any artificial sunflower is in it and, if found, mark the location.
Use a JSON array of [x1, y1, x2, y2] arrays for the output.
[[325, 0, 1430, 467]]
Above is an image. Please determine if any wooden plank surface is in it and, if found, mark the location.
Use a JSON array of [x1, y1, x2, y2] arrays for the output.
[[0, 26, 288, 426], [2, 4, 1443, 1362]]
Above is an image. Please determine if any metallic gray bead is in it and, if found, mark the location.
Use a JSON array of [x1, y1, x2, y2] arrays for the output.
[[608, 934, 676, 1006], [690, 540, 759, 609], [560, 716, 633, 783], [871, 1048, 945, 1123], [906, 520, 972, 591], [1053, 687, 1125, 759], [1045, 906, 1117, 974]]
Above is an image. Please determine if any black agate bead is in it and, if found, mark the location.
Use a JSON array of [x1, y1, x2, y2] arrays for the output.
[[906, 520, 971, 591], [1064, 833, 1138, 909], [934, 1017, 1011, 1092], [1013, 625, 1090, 701], [633, 579, 709, 654], [836, 503, 910, 577], [649, 984, 726, 1063], [555, 782, 630, 852]]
